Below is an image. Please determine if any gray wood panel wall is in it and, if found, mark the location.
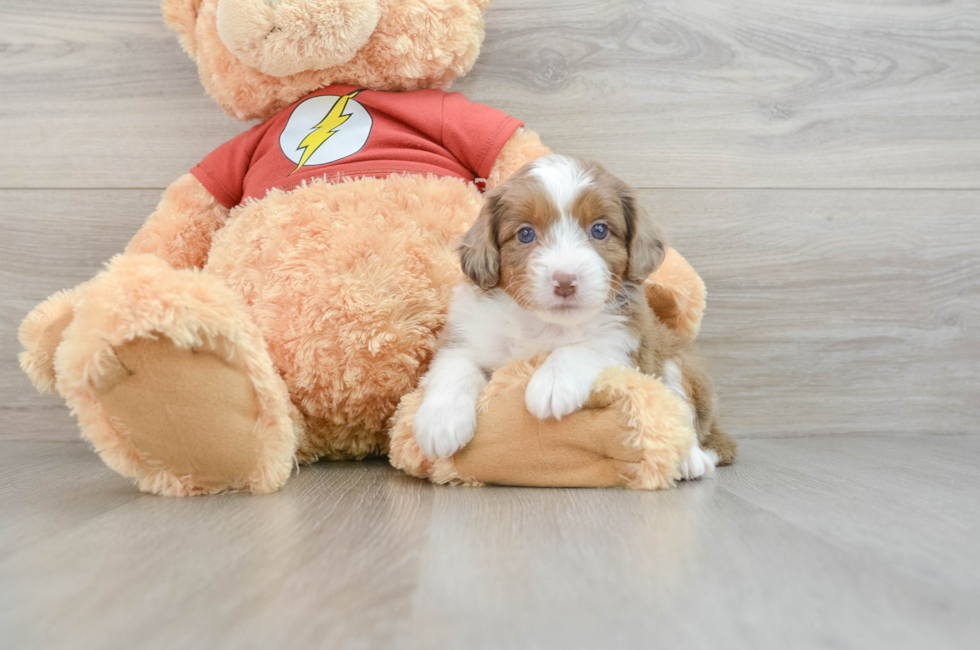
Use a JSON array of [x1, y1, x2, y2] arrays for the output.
[[2, 0, 978, 441]]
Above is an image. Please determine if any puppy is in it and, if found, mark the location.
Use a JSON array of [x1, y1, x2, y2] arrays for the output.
[[414, 155, 721, 479]]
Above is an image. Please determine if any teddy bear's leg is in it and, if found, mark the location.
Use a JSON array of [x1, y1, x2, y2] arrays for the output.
[[54, 254, 299, 496], [645, 248, 706, 339]]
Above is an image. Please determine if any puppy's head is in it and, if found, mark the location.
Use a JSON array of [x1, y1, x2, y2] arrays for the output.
[[459, 155, 666, 324]]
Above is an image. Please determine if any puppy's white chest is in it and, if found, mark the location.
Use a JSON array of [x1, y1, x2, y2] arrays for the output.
[[448, 284, 635, 372], [506, 323, 587, 361]]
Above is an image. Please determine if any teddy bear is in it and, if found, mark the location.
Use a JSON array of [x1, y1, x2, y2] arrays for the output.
[[18, 0, 732, 496]]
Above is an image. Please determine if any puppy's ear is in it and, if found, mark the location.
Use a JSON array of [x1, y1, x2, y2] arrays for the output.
[[459, 194, 502, 289], [620, 184, 667, 283]]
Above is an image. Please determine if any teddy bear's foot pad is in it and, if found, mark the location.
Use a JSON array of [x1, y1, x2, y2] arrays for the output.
[[93, 336, 268, 495]]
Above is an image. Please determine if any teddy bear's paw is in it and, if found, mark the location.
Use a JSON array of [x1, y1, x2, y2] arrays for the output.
[[525, 363, 593, 421], [677, 444, 718, 481], [53, 254, 298, 496], [414, 394, 478, 459], [89, 336, 295, 495]]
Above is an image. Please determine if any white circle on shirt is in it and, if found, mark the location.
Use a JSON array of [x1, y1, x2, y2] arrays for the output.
[[279, 93, 373, 169]]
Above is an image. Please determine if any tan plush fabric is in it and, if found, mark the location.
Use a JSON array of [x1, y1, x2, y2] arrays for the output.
[[95, 338, 263, 493], [389, 358, 696, 490], [453, 395, 645, 489]]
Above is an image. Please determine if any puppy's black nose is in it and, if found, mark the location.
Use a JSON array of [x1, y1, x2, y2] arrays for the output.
[[552, 272, 578, 298]]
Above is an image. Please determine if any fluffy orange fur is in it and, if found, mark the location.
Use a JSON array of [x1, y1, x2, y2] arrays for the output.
[[53, 254, 297, 495], [18, 287, 81, 394], [206, 174, 481, 462], [126, 173, 230, 269], [645, 248, 707, 340]]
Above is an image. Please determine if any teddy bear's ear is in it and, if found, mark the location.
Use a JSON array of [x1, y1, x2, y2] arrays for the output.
[[162, 0, 203, 59], [215, 0, 381, 78]]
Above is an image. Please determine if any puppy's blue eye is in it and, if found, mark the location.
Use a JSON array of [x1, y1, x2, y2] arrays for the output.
[[591, 223, 609, 240], [518, 227, 536, 244]]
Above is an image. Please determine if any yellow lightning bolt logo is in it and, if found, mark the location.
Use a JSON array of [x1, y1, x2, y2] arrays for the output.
[[290, 90, 363, 175]]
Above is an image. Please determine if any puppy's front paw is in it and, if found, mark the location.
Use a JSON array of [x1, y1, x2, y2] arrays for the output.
[[678, 445, 718, 481], [414, 395, 477, 459], [525, 364, 593, 420]]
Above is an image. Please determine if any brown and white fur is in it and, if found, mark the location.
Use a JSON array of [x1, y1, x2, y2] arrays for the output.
[[414, 155, 722, 479]]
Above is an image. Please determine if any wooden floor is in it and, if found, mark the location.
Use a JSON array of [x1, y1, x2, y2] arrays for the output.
[[1, 0, 978, 648], [1, 436, 979, 649]]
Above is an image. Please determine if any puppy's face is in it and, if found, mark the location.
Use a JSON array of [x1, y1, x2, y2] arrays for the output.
[[460, 155, 666, 325]]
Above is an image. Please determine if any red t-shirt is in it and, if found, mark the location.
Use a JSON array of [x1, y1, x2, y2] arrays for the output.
[[191, 85, 523, 209]]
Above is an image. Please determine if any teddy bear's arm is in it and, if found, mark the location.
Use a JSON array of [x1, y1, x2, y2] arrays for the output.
[[645, 249, 707, 339], [485, 128, 552, 189], [125, 174, 230, 270], [390, 359, 697, 489]]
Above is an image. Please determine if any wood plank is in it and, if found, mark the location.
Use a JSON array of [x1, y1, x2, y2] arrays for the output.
[[648, 189, 980, 438], [471, 0, 980, 189], [2, 189, 978, 440], [1, 437, 978, 649], [718, 435, 980, 593], [402, 437, 980, 650], [0, 0, 243, 188], [0, 449, 435, 650], [1, 407, 83, 444], [0, 440, 135, 561], [1, 0, 978, 189], [0, 189, 156, 431]]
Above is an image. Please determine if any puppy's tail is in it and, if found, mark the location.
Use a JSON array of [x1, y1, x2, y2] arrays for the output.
[[702, 421, 737, 466]]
